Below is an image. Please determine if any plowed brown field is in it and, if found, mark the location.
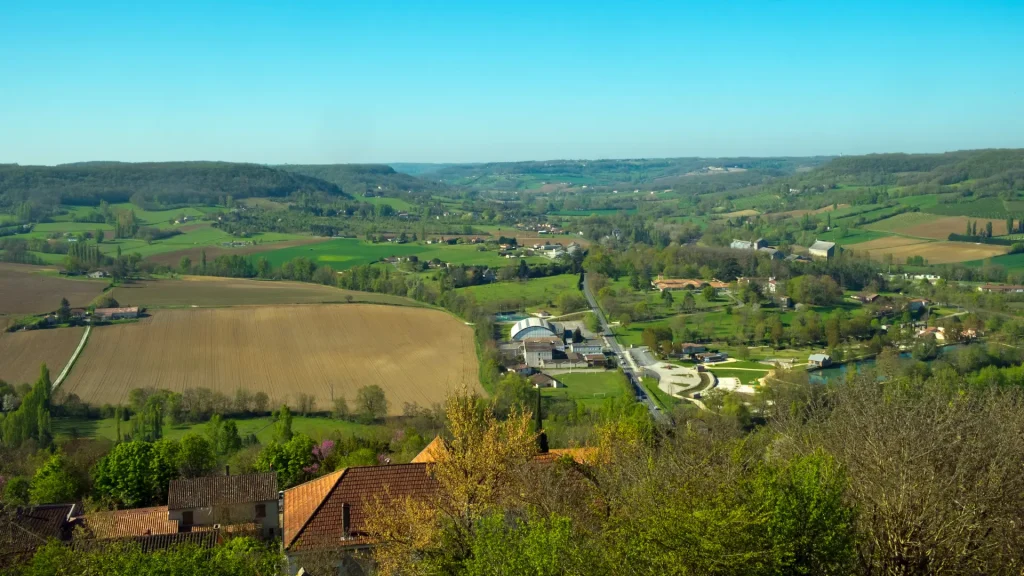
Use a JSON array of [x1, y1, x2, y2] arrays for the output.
[[0, 327, 84, 385], [60, 304, 479, 413], [844, 238, 1009, 264], [0, 263, 107, 315], [109, 276, 422, 308]]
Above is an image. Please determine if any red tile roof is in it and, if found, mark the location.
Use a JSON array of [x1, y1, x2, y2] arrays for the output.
[[283, 469, 345, 549], [167, 472, 278, 511], [285, 464, 438, 552], [83, 506, 178, 539]]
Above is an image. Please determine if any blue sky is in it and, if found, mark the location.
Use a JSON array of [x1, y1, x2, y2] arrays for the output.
[[2, 1, 1022, 164]]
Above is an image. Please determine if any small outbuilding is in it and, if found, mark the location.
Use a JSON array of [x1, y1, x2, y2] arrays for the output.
[[808, 353, 832, 368]]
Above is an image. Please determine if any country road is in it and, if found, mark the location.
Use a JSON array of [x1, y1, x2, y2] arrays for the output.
[[583, 273, 669, 423]]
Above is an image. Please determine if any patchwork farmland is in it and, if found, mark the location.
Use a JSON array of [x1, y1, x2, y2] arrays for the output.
[[58, 304, 479, 413]]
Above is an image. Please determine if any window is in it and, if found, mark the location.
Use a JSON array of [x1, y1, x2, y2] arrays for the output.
[[182, 511, 193, 526], [255, 504, 266, 519]]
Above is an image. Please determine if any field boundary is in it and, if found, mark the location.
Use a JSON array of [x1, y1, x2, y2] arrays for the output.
[[54, 325, 91, 390]]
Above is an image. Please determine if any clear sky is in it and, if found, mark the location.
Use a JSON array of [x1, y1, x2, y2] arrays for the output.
[[2, 1, 1022, 165]]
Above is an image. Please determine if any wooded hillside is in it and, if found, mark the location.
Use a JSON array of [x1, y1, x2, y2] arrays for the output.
[[0, 162, 344, 208], [277, 164, 445, 197]]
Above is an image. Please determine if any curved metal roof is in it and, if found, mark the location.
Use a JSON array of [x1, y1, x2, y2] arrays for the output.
[[510, 317, 557, 339]]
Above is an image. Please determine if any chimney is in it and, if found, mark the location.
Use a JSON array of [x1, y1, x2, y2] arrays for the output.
[[225, 465, 230, 476], [536, 389, 548, 454], [342, 503, 351, 539]]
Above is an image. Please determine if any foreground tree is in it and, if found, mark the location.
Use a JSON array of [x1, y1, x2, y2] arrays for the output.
[[365, 388, 537, 575]]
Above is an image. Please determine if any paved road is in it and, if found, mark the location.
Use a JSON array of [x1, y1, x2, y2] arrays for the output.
[[583, 274, 669, 423]]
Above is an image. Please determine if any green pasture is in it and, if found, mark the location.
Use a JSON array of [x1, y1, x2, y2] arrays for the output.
[[542, 371, 628, 409], [360, 195, 418, 212], [963, 252, 1024, 272], [459, 274, 580, 311], [708, 367, 769, 385], [815, 228, 890, 246]]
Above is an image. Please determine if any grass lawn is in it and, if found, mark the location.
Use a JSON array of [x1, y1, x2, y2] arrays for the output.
[[543, 371, 628, 409], [707, 367, 769, 384], [53, 415, 385, 443], [460, 275, 580, 311], [641, 376, 680, 410]]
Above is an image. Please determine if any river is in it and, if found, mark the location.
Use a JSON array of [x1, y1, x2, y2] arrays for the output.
[[809, 344, 968, 383]]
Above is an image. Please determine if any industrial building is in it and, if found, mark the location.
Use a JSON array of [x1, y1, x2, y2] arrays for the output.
[[510, 317, 559, 341]]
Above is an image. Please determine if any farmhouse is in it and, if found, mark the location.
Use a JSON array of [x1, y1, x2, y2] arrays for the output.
[[907, 298, 929, 314], [808, 353, 832, 368], [93, 306, 139, 320], [730, 238, 767, 251], [529, 373, 561, 388], [759, 247, 783, 260], [510, 317, 559, 341], [167, 471, 280, 538], [808, 240, 836, 260], [676, 343, 707, 358], [916, 326, 946, 341]]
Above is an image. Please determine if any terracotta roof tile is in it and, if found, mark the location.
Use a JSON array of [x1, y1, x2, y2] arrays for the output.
[[287, 463, 438, 552], [83, 506, 178, 539], [410, 436, 444, 464], [412, 436, 597, 465], [283, 469, 345, 548], [167, 472, 278, 510], [72, 530, 223, 553]]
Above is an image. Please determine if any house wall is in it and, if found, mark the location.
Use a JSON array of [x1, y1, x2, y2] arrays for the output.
[[169, 500, 280, 536], [524, 349, 553, 367]]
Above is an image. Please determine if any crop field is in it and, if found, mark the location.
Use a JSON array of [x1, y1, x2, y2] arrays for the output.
[[865, 213, 1007, 239], [0, 263, 108, 316], [59, 304, 479, 413], [146, 236, 327, 267], [844, 237, 1009, 264], [963, 252, 1024, 272], [460, 275, 580, 312], [925, 197, 1021, 219], [108, 276, 422, 308], [0, 327, 84, 385]]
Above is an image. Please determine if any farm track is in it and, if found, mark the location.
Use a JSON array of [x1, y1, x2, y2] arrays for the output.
[[59, 304, 479, 414]]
